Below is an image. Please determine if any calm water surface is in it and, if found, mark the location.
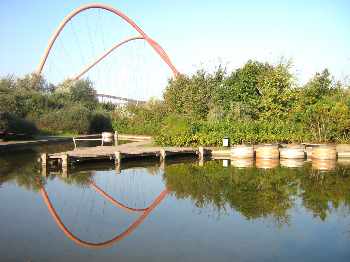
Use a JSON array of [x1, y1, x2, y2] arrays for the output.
[[0, 144, 350, 262]]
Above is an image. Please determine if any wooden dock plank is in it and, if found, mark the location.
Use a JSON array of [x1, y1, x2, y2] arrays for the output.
[[47, 139, 202, 164], [45, 136, 234, 172]]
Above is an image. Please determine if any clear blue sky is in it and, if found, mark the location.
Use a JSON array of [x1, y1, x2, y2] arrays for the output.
[[1, 0, 349, 99]]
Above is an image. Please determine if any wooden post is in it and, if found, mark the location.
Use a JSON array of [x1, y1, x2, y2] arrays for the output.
[[61, 154, 69, 178], [199, 147, 205, 160], [199, 158, 204, 167], [62, 166, 69, 178], [114, 151, 121, 164], [160, 149, 166, 161], [159, 149, 166, 171], [41, 153, 48, 167], [114, 131, 119, 146], [41, 166, 48, 177], [115, 162, 121, 174], [223, 159, 230, 167], [62, 154, 69, 168], [160, 159, 165, 170], [41, 153, 48, 177]]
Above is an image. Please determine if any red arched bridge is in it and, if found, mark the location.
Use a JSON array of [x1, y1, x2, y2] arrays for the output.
[[36, 3, 179, 102]]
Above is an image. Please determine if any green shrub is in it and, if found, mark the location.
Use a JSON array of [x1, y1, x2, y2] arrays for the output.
[[1, 60, 349, 143], [89, 111, 113, 133], [155, 115, 196, 146], [163, 69, 225, 120], [156, 118, 313, 146], [112, 100, 167, 135], [55, 79, 98, 109], [0, 112, 38, 135], [302, 96, 350, 142], [32, 104, 91, 134]]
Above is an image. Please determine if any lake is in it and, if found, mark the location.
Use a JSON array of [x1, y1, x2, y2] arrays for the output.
[[0, 144, 350, 261]]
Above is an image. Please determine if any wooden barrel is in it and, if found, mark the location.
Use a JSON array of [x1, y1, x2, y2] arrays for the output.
[[338, 158, 350, 167], [231, 158, 254, 168], [280, 159, 304, 168], [231, 145, 254, 159], [255, 144, 279, 159], [336, 144, 350, 151], [312, 159, 336, 171], [102, 132, 114, 143], [279, 147, 305, 159], [256, 159, 279, 169], [312, 145, 337, 160], [336, 144, 350, 158]]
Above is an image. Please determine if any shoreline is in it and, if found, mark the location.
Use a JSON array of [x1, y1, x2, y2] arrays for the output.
[[0, 134, 150, 153], [0, 136, 73, 152]]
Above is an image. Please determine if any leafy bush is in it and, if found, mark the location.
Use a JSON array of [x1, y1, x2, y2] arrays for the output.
[[112, 99, 167, 135], [302, 95, 350, 142], [32, 104, 91, 135], [0, 112, 38, 136], [0, 75, 107, 135], [163, 69, 225, 120], [89, 110, 113, 133], [155, 118, 311, 146], [1, 59, 349, 143], [155, 114, 196, 146], [56, 79, 98, 109]]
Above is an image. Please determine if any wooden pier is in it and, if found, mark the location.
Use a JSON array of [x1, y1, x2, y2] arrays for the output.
[[40, 134, 350, 174], [42, 140, 222, 171]]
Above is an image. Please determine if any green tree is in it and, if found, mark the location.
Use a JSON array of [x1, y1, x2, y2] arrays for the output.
[[15, 73, 49, 92], [302, 69, 335, 105], [215, 60, 271, 119], [163, 68, 224, 120], [56, 78, 98, 108], [257, 62, 296, 120], [303, 95, 350, 142]]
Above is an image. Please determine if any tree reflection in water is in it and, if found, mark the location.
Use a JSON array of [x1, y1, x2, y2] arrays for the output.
[[1, 153, 350, 228], [164, 160, 350, 225]]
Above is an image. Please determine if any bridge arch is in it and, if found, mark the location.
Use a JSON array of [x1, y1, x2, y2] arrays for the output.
[[73, 36, 145, 80], [36, 3, 179, 78]]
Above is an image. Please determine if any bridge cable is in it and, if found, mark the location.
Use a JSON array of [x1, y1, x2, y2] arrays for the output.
[[70, 21, 86, 70], [49, 51, 65, 84], [58, 36, 74, 75], [86, 11, 102, 92], [97, 9, 108, 94]]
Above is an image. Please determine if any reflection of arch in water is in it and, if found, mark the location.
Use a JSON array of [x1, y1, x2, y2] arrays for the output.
[[90, 181, 148, 212], [40, 184, 169, 249]]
